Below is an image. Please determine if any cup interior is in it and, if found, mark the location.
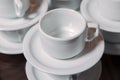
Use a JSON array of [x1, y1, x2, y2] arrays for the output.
[[40, 9, 86, 40]]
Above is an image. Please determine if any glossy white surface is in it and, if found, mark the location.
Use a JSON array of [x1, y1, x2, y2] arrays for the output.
[[0, 0, 50, 54], [0, 0, 29, 18], [80, 0, 120, 33], [26, 61, 102, 80], [23, 24, 104, 75], [0, 34, 22, 54], [39, 8, 99, 59], [98, 0, 120, 21], [0, 0, 49, 31], [0, 27, 30, 43], [39, 8, 87, 59]]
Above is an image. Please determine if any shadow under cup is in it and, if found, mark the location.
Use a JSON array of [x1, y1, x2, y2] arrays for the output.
[[39, 8, 86, 59]]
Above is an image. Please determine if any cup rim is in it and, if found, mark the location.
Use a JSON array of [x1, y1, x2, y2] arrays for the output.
[[39, 8, 86, 41]]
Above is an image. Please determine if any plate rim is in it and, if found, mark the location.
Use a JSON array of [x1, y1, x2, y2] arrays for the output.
[[80, 0, 120, 33], [0, 33, 23, 54], [25, 61, 102, 80], [0, 0, 50, 31], [23, 24, 104, 75]]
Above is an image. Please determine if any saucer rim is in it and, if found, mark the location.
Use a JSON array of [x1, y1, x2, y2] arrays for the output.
[[26, 62, 36, 80], [0, 0, 50, 31], [80, 0, 120, 33], [25, 61, 102, 80], [23, 24, 104, 75], [0, 32, 23, 54]]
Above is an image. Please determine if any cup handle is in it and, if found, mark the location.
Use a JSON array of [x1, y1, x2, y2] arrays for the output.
[[14, 0, 23, 17], [85, 22, 99, 42]]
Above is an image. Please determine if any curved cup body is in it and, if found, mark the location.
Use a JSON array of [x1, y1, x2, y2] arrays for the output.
[[101, 29, 120, 43], [39, 8, 99, 59], [0, 0, 29, 18]]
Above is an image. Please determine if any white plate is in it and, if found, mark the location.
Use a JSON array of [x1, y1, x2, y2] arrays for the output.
[[0, 0, 50, 31], [23, 24, 104, 75], [105, 41, 120, 55], [25, 61, 102, 80], [0, 33, 22, 54], [80, 0, 120, 33]]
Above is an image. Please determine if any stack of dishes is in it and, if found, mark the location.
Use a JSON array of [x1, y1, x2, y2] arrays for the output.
[[0, 0, 105, 80], [26, 61, 102, 80], [0, 0, 49, 54], [80, 0, 120, 55], [23, 24, 104, 80]]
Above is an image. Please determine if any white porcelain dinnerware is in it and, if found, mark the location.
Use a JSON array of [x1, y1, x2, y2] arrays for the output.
[[0, 34, 22, 54], [0, 0, 49, 31], [26, 61, 102, 80], [80, 0, 120, 43], [98, 0, 120, 21], [0, 0, 50, 54], [0, 27, 30, 43], [23, 24, 104, 75], [39, 8, 99, 59], [0, 0, 30, 18]]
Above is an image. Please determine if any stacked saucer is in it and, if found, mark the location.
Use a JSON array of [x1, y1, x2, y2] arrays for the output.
[[0, 0, 50, 54], [25, 61, 102, 80], [23, 8, 104, 80], [81, 0, 120, 55]]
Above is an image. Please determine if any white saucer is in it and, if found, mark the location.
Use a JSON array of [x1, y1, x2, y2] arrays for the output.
[[80, 0, 120, 33], [0, 33, 22, 54], [0, 0, 50, 31], [23, 24, 104, 75], [105, 41, 120, 55], [25, 61, 102, 80], [0, 0, 50, 54]]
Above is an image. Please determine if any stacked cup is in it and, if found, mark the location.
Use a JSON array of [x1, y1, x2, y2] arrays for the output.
[[0, 0, 49, 54], [23, 8, 104, 80], [39, 8, 99, 59], [0, 0, 30, 42], [0, 0, 29, 18]]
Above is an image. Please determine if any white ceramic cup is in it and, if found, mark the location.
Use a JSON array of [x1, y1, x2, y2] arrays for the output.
[[39, 8, 99, 59], [101, 30, 120, 43], [51, 0, 81, 10], [0, 27, 31, 43], [0, 0, 30, 18], [98, 0, 120, 21]]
